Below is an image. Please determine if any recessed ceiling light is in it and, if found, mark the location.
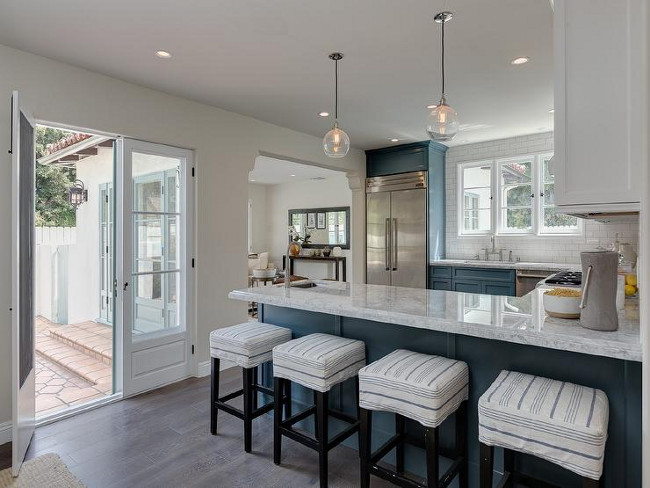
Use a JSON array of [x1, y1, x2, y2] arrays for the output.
[[319, 111, 330, 117], [155, 50, 172, 59], [548, 108, 555, 113], [511, 56, 530, 65], [390, 138, 400, 142], [290, 174, 296, 177]]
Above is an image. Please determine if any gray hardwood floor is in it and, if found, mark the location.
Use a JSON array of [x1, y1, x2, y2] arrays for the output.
[[1, 368, 397, 487]]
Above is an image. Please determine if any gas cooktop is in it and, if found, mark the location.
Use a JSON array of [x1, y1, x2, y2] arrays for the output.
[[544, 271, 582, 287]]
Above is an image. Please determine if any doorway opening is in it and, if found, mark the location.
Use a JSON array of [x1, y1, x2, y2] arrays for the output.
[[34, 125, 116, 418], [246, 155, 352, 317]]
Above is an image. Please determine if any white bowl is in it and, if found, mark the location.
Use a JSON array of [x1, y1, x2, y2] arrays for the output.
[[253, 267, 277, 278], [543, 291, 581, 319]]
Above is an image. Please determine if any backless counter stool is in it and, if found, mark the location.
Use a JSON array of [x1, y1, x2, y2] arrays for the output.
[[358, 349, 469, 488], [479, 370, 609, 488], [210, 322, 292, 452], [272, 333, 366, 488]]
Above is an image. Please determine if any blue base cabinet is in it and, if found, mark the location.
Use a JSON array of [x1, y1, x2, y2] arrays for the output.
[[429, 265, 516, 296]]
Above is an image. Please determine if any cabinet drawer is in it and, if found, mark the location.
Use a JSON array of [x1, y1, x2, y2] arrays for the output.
[[430, 266, 452, 279], [453, 267, 515, 283], [429, 279, 451, 291], [453, 280, 482, 294], [483, 282, 515, 297]]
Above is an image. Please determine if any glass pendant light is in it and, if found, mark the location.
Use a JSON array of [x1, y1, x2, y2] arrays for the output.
[[426, 12, 459, 141], [323, 52, 350, 158]]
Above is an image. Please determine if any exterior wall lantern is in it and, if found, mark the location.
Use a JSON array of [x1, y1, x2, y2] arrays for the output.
[[69, 179, 88, 209]]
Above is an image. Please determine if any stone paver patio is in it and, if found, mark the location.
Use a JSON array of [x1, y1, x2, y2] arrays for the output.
[[36, 317, 113, 417]]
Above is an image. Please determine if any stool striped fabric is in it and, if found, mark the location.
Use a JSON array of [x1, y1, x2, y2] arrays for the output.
[[272, 333, 366, 488], [272, 333, 366, 392], [479, 370, 609, 485], [358, 349, 469, 488], [358, 349, 469, 428], [210, 321, 292, 369], [209, 322, 292, 453]]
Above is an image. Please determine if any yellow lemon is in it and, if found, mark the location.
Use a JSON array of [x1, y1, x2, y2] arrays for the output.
[[625, 284, 637, 296], [626, 274, 638, 286]]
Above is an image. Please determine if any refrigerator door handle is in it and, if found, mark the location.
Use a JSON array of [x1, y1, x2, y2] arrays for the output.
[[385, 218, 391, 270], [392, 218, 398, 271]]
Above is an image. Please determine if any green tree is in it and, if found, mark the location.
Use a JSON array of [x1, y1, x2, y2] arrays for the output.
[[35, 127, 77, 227]]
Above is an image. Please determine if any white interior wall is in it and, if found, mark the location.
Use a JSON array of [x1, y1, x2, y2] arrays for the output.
[[0, 43, 366, 426], [264, 174, 353, 280], [247, 184, 268, 254], [445, 133, 640, 263]]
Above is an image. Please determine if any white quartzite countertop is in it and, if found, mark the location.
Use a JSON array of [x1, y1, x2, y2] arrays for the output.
[[430, 259, 581, 272], [229, 282, 640, 362]]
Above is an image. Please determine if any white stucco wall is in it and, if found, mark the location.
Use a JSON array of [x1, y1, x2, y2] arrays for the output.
[[0, 43, 366, 426]]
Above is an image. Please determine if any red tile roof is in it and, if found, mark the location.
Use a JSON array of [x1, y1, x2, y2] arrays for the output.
[[45, 132, 92, 156]]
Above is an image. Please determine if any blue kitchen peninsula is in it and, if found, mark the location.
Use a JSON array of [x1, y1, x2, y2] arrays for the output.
[[228, 282, 641, 487]]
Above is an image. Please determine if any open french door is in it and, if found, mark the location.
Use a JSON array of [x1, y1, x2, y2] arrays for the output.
[[116, 139, 194, 397], [11, 91, 36, 476]]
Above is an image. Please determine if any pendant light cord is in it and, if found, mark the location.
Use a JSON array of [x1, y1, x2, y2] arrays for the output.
[[441, 19, 445, 98], [334, 58, 339, 121]]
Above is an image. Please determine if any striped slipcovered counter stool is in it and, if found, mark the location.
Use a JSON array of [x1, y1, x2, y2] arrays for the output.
[[479, 370, 609, 488], [272, 333, 366, 488], [210, 322, 292, 453], [358, 349, 469, 488]]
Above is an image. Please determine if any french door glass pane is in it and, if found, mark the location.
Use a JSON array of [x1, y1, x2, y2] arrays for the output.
[[132, 152, 183, 336]]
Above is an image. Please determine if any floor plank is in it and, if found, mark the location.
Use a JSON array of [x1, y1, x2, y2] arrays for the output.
[[1, 370, 400, 487]]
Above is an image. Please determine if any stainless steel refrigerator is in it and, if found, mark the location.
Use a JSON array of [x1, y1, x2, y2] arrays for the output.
[[366, 172, 427, 288]]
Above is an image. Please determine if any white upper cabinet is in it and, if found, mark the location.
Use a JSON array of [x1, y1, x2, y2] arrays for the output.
[[553, 0, 646, 211]]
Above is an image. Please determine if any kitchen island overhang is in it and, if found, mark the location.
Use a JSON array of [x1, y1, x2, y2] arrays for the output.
[[229, 282, 641, 487]]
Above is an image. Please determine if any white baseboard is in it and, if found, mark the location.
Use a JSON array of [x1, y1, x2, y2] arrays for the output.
[[0, 420, 11, 445], [196, 359, 236, 377]]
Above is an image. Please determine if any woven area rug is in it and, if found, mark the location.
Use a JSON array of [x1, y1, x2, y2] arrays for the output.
[[0, 454, 84, 488]]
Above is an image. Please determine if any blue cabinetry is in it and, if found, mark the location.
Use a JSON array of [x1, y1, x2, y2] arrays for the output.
[[428, 265, 516, 296], [366, 141, 448, 260]]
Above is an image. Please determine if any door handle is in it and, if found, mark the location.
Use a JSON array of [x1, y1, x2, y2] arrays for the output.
[[385, 218, 391, 271], [123, 281, 129, 291], [392, 218, 398, 271]]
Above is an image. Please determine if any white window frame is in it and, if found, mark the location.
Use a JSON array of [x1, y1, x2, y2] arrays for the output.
[[457, 160, 495, 236], [496, 156, 535, 235], [457, 153, 582, 237]]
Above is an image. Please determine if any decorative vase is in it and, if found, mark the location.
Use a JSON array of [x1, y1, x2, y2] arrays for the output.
[[322, 246, 331, 257], [288, 242, 302, 257]]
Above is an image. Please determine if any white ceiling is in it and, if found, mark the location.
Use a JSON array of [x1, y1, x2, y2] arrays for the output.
[[250, 156, 345, 185], [0, 0, 553, 150]]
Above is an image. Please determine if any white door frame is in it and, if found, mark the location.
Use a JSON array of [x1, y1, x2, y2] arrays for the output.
[[116, 138, 195, 397], [11, 91, 36, 476]]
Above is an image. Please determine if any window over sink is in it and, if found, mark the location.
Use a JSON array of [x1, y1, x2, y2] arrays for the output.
[[458, 153, 581, 236]]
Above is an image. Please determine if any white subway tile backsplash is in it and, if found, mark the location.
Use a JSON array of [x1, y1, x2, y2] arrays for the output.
[[444, 132, 639, 264]]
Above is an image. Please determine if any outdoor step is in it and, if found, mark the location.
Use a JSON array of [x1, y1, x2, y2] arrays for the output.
[[36, 334, 112, 387], [47, 321, 113, 366]]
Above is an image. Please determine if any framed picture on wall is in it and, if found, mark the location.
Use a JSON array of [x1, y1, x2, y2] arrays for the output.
[[307, 213, 316, 228], [317, 213, 326, 229]]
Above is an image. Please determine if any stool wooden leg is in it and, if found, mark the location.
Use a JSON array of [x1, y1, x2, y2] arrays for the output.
[[582, 478, 602, 488], [273, 377, 283, 465], [425, 426, 439, 488], [316, 390, 329, 488], [395, 414, 405, 474], [479, 442, 494, 488], [503, 448, 515, 488], [210, 357, 220, 435], [313, 390, 320, 440], [252, 366, 258, 411], [359, 407, 372, 488], [283, 379, 292, 419], [242, 367, 254, 453], [456, 402, 468, 488]]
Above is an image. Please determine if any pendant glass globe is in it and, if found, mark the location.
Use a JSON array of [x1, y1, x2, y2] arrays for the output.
[[426, 100, 459, 141], [323, 124, 350, 158]]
